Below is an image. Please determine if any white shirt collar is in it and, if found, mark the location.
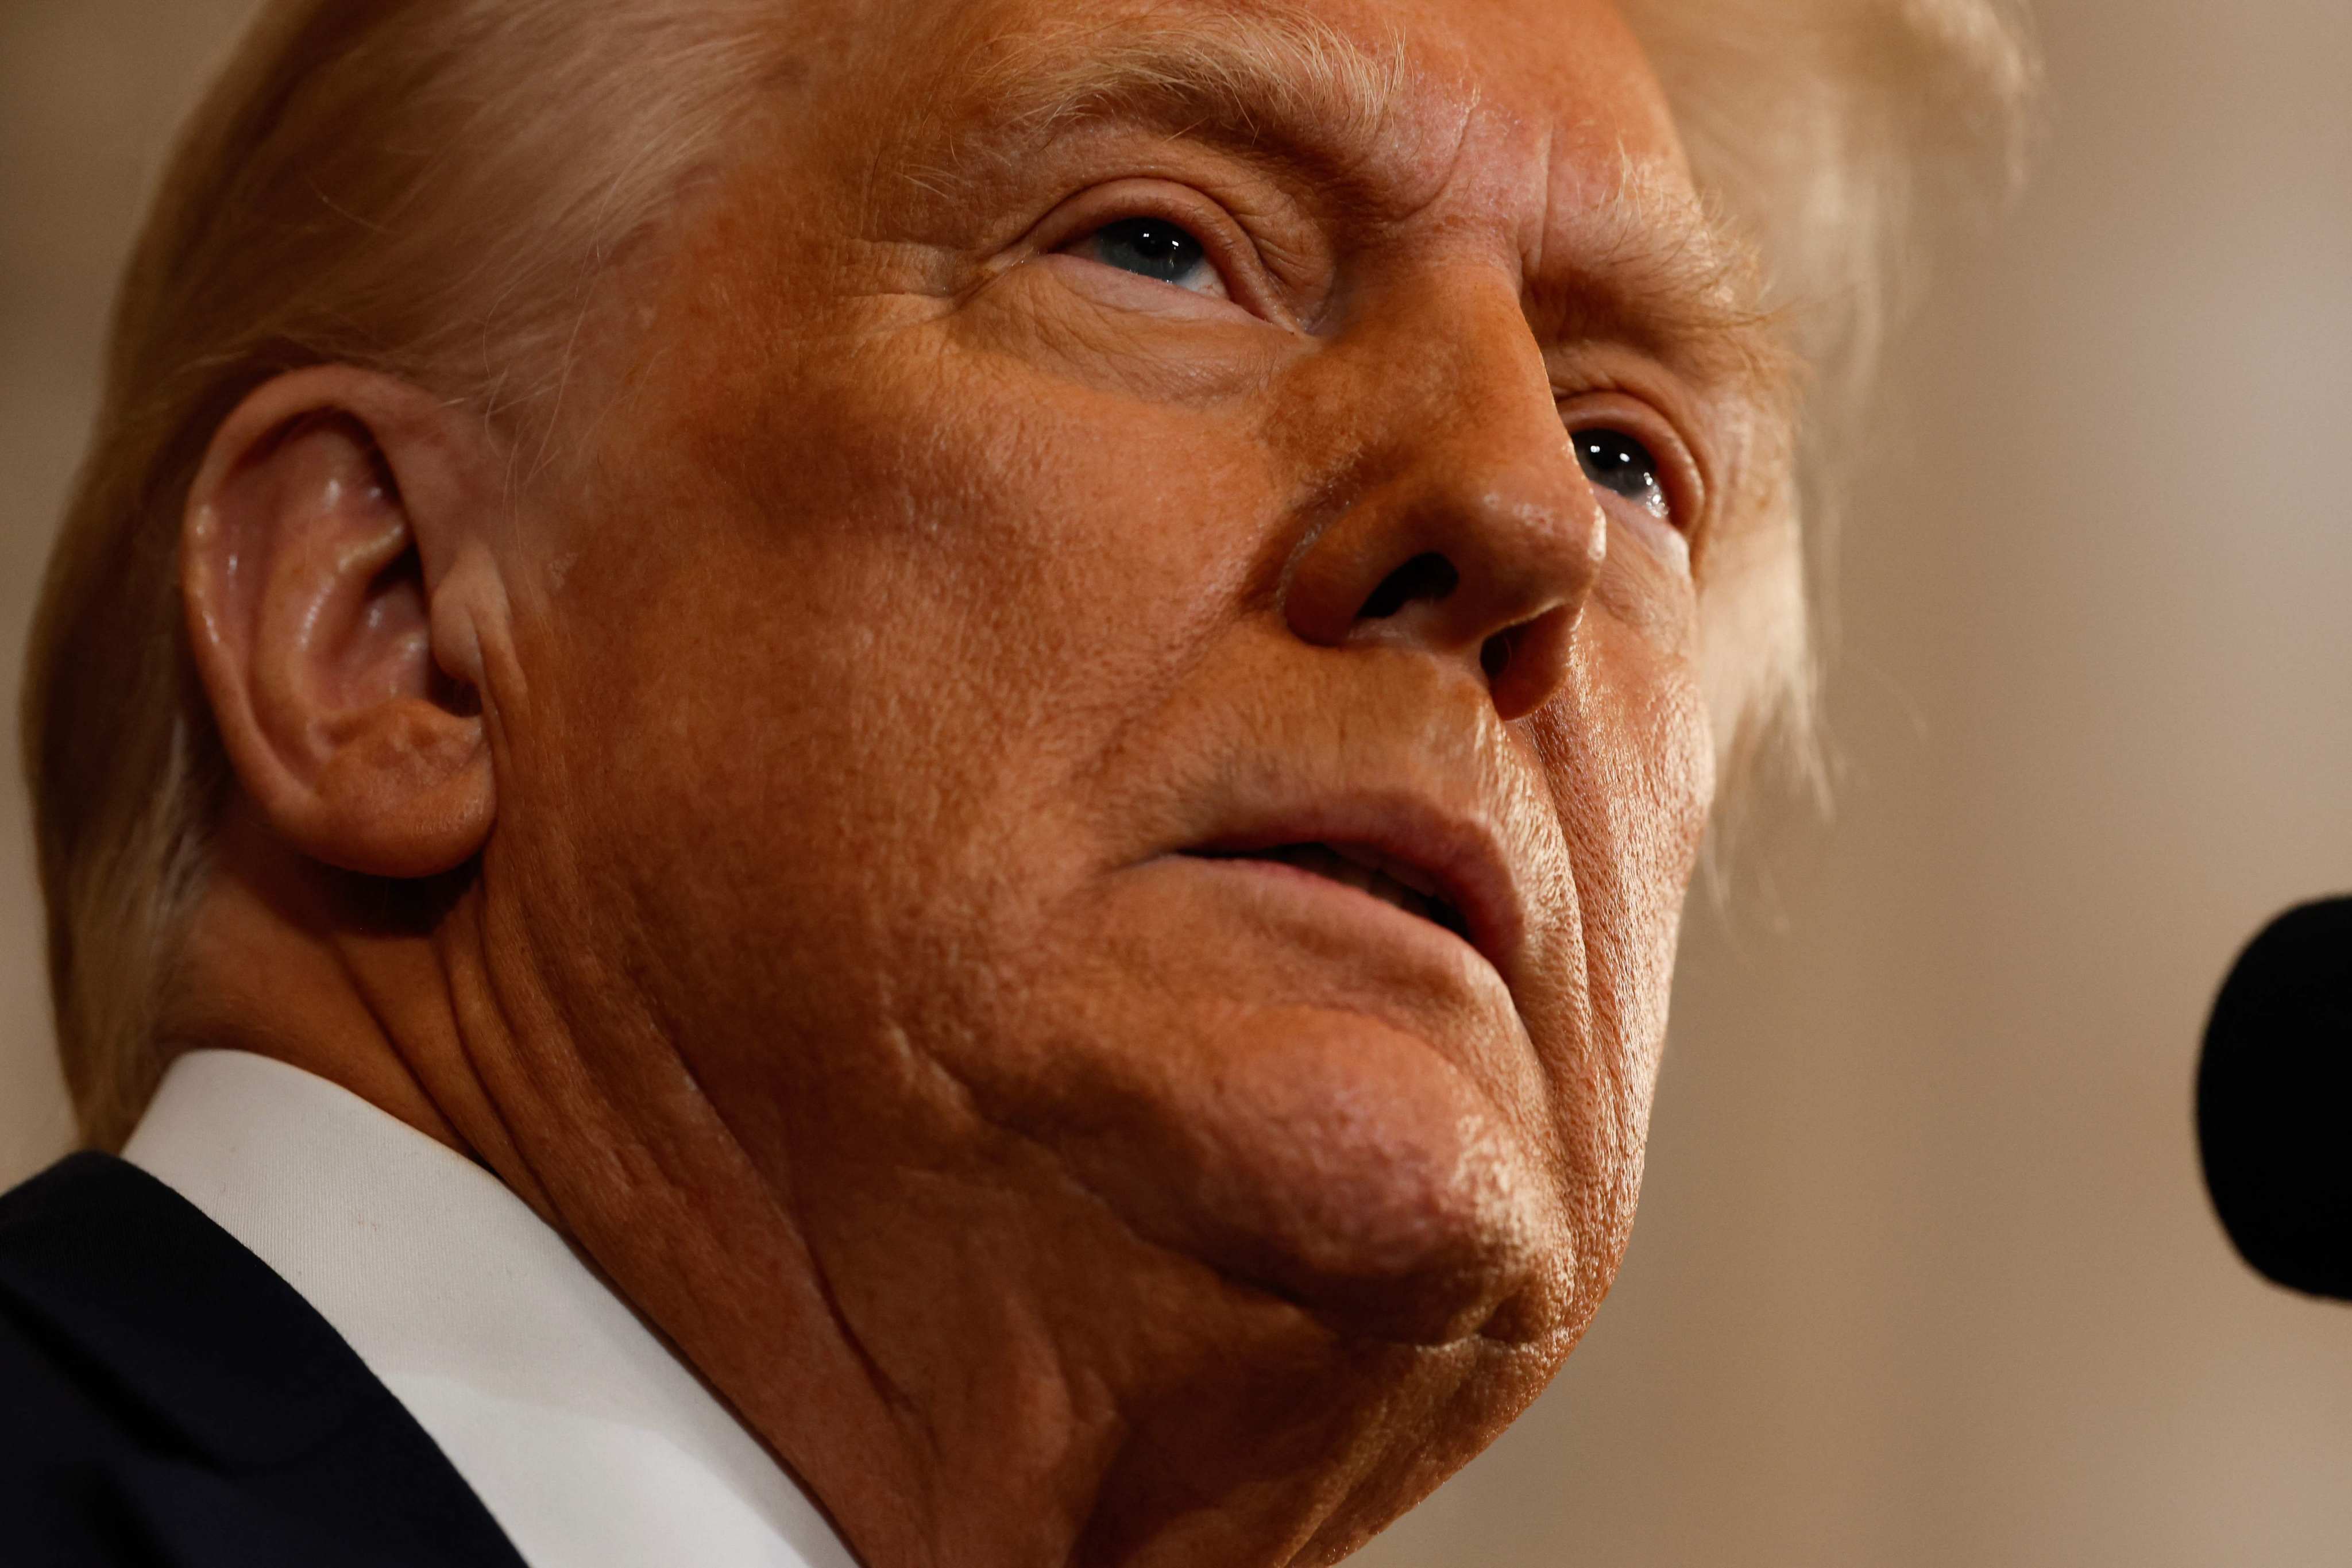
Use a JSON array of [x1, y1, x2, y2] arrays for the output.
[[122, 1049, 858, 1568]]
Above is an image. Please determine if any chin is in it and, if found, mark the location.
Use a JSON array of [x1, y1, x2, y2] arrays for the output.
[[998, 992, 1586, 1350], [936, 861, 1609, 1353]]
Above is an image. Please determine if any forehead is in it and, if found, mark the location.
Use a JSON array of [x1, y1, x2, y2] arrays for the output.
[[844, 0, 1689, 213], [778, 0, 1755, 397]]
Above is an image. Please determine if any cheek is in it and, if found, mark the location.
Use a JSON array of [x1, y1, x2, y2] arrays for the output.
[[496, 310, 1295, 1150], [1585, 525, 1717, 861], [1517, 589, 1714, 1257], [1563, 617, 1712, 1037]]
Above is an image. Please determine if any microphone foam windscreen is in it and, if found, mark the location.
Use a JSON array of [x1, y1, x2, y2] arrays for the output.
[[2198, 897, 2352, 1300]]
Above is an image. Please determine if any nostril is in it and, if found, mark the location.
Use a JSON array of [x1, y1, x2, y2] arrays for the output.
[[1479, 630, 1513, 681], [1357, 553, 1458, 621]]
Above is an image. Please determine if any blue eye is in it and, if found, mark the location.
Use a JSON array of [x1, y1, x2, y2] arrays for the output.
[[1574, 428, 1669, 518], [1085, 217, 1216, 291]]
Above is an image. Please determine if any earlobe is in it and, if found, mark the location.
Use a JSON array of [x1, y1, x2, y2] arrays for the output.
[[183, 368, 501, 879]]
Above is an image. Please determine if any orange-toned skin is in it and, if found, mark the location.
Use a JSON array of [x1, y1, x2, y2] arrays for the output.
[[173, 1, 1760, 1563]]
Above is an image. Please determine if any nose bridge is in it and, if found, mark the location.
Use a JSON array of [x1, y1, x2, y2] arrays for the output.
[[1394, 270, 1565, 470], [1281, 265, 1604, 720]]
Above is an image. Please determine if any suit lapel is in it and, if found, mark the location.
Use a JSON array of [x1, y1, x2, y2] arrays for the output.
[[0, 1153, 530, 1567]]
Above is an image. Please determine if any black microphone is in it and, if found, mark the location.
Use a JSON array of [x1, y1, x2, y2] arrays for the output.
[[2198, 897, 2352, 1300]]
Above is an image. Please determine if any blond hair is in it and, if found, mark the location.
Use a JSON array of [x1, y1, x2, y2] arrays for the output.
[[1629, 0, 2038, 790], [21, 0, 2036, 1150]]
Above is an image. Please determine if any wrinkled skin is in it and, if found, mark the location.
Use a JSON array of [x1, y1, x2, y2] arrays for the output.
[[175, 0, 1773, 1562]]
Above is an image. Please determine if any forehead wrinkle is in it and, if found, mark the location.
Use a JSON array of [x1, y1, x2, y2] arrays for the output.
[[880, 4, 1787, 409], [900, 2, 1427, 204]]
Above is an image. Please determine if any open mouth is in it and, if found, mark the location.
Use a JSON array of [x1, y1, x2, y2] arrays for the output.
[[1187, 843, 1473, 944]]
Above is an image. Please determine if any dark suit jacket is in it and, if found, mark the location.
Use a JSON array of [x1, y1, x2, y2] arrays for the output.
[[0, 1152, 527, 1567]]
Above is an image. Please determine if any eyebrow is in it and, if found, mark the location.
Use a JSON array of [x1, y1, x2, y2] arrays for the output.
[[1538, 165, 1791, 401], [910, 6, 1789, 401]]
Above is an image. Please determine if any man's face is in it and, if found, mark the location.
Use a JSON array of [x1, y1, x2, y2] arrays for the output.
[[482, 0, 1757, 1548]]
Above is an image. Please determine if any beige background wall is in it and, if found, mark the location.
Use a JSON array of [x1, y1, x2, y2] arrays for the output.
[[7, 2, 2350, 1563]]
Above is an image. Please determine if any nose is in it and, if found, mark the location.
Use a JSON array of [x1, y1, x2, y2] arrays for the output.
[[1281, 277, 1604, 723]]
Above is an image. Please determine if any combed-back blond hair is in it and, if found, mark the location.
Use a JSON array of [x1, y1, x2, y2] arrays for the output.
[[21, 0, 2036, 1151]]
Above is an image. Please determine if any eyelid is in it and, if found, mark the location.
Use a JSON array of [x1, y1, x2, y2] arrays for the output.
[[1555, 388, 1710, 546], [1030, 179, 1296, 327]]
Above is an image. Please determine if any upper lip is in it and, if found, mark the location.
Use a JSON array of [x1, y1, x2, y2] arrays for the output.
[[1177, 791, 1532, 984]]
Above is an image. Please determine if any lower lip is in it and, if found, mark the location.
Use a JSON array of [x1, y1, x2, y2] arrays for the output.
[[1163, 852, 1499, 982], [1128, 852, 1538, 1103]]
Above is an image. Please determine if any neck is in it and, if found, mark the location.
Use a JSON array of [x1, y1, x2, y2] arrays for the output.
[[167, 802, 551, 1214], [161, 805, 1431, 1568]]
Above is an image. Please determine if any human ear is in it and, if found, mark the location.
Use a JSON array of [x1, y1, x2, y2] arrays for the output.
[[182, 367, 502, 879]]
